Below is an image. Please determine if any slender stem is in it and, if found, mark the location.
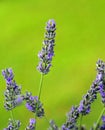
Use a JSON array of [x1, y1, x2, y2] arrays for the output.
[[34, 115, 37, 129], [10, 110, 15, 124], [79, 114, 83, 130], [35, 73, 44, 129], [38, 73, 44, 100], [94, 107, 105, 130], [44, 115, 50, 125]]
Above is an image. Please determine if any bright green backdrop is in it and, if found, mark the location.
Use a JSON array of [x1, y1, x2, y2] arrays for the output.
[[0, 0, 105, 129]]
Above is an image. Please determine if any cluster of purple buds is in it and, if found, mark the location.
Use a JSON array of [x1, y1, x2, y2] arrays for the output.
[[61, 59, 105, 130], [48, 120, 58, 130], [96, 60, 105, 105], [78, 82, 98, 115], [37, 19, 56, 74], [4, 119, 21, 130], [25, 92, 44, 117], [78, 60, 105, 115], [62, 106, 79, 130], [2, 68, 23, 110], [25, 118, 36, 130]]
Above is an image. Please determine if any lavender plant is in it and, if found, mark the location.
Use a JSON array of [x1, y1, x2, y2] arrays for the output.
[[2, 19, 105, 130]]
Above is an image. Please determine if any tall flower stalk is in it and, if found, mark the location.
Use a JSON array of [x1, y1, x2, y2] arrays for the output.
[[38, 20, 56, 103], [37, 19, 56, 98], [36, 19, 56, 128]]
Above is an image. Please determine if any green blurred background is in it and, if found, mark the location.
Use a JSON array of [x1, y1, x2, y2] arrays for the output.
[[0, 0, 105, 129]]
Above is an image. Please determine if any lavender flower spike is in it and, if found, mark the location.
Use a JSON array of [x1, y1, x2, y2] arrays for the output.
[[37, 19, 56, 74], [2, 68, 23, 110], [4, 119, 21, 130], [25, 118, 36, 130], [62, 106, 79, 130], [78, 60, 105, 115], [96, 60, 105, 105]]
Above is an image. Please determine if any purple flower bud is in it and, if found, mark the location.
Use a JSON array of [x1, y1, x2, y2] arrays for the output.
[[25, 118, 36, 130], [26, 103, 34, 111], [25, 92, 44, 118], [46, 19, 56, 32], [15, 96, 23, 105], [2, 68, 14, 84], [30, 118, 36, 125]]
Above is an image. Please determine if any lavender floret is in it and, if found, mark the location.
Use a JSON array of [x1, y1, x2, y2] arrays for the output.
[[24, 92, 44, 117], [25, 118, 36, 130], [2, 68, 14, 84], [37, 19, 56, 74], [2, 68, 23, 110]]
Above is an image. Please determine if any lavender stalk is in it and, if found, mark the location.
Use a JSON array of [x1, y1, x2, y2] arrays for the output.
[[93, 60, 105, 130], [2, 68, 22, 130], [37, 19, 56, 128], [37, 19, 56, 99]]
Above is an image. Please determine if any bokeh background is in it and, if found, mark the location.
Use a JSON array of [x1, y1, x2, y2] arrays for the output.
[[0, 0, 105, 129]]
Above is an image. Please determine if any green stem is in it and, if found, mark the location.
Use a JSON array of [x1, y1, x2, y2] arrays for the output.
[[38, 73, 44, 100], [10, 110, 15, 124], [94, 107, 105, 130], [79, 114, 83, 130], [35, 73, 44, 129], [34, 115, 37, 129], [44, 115, 50, 125]]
